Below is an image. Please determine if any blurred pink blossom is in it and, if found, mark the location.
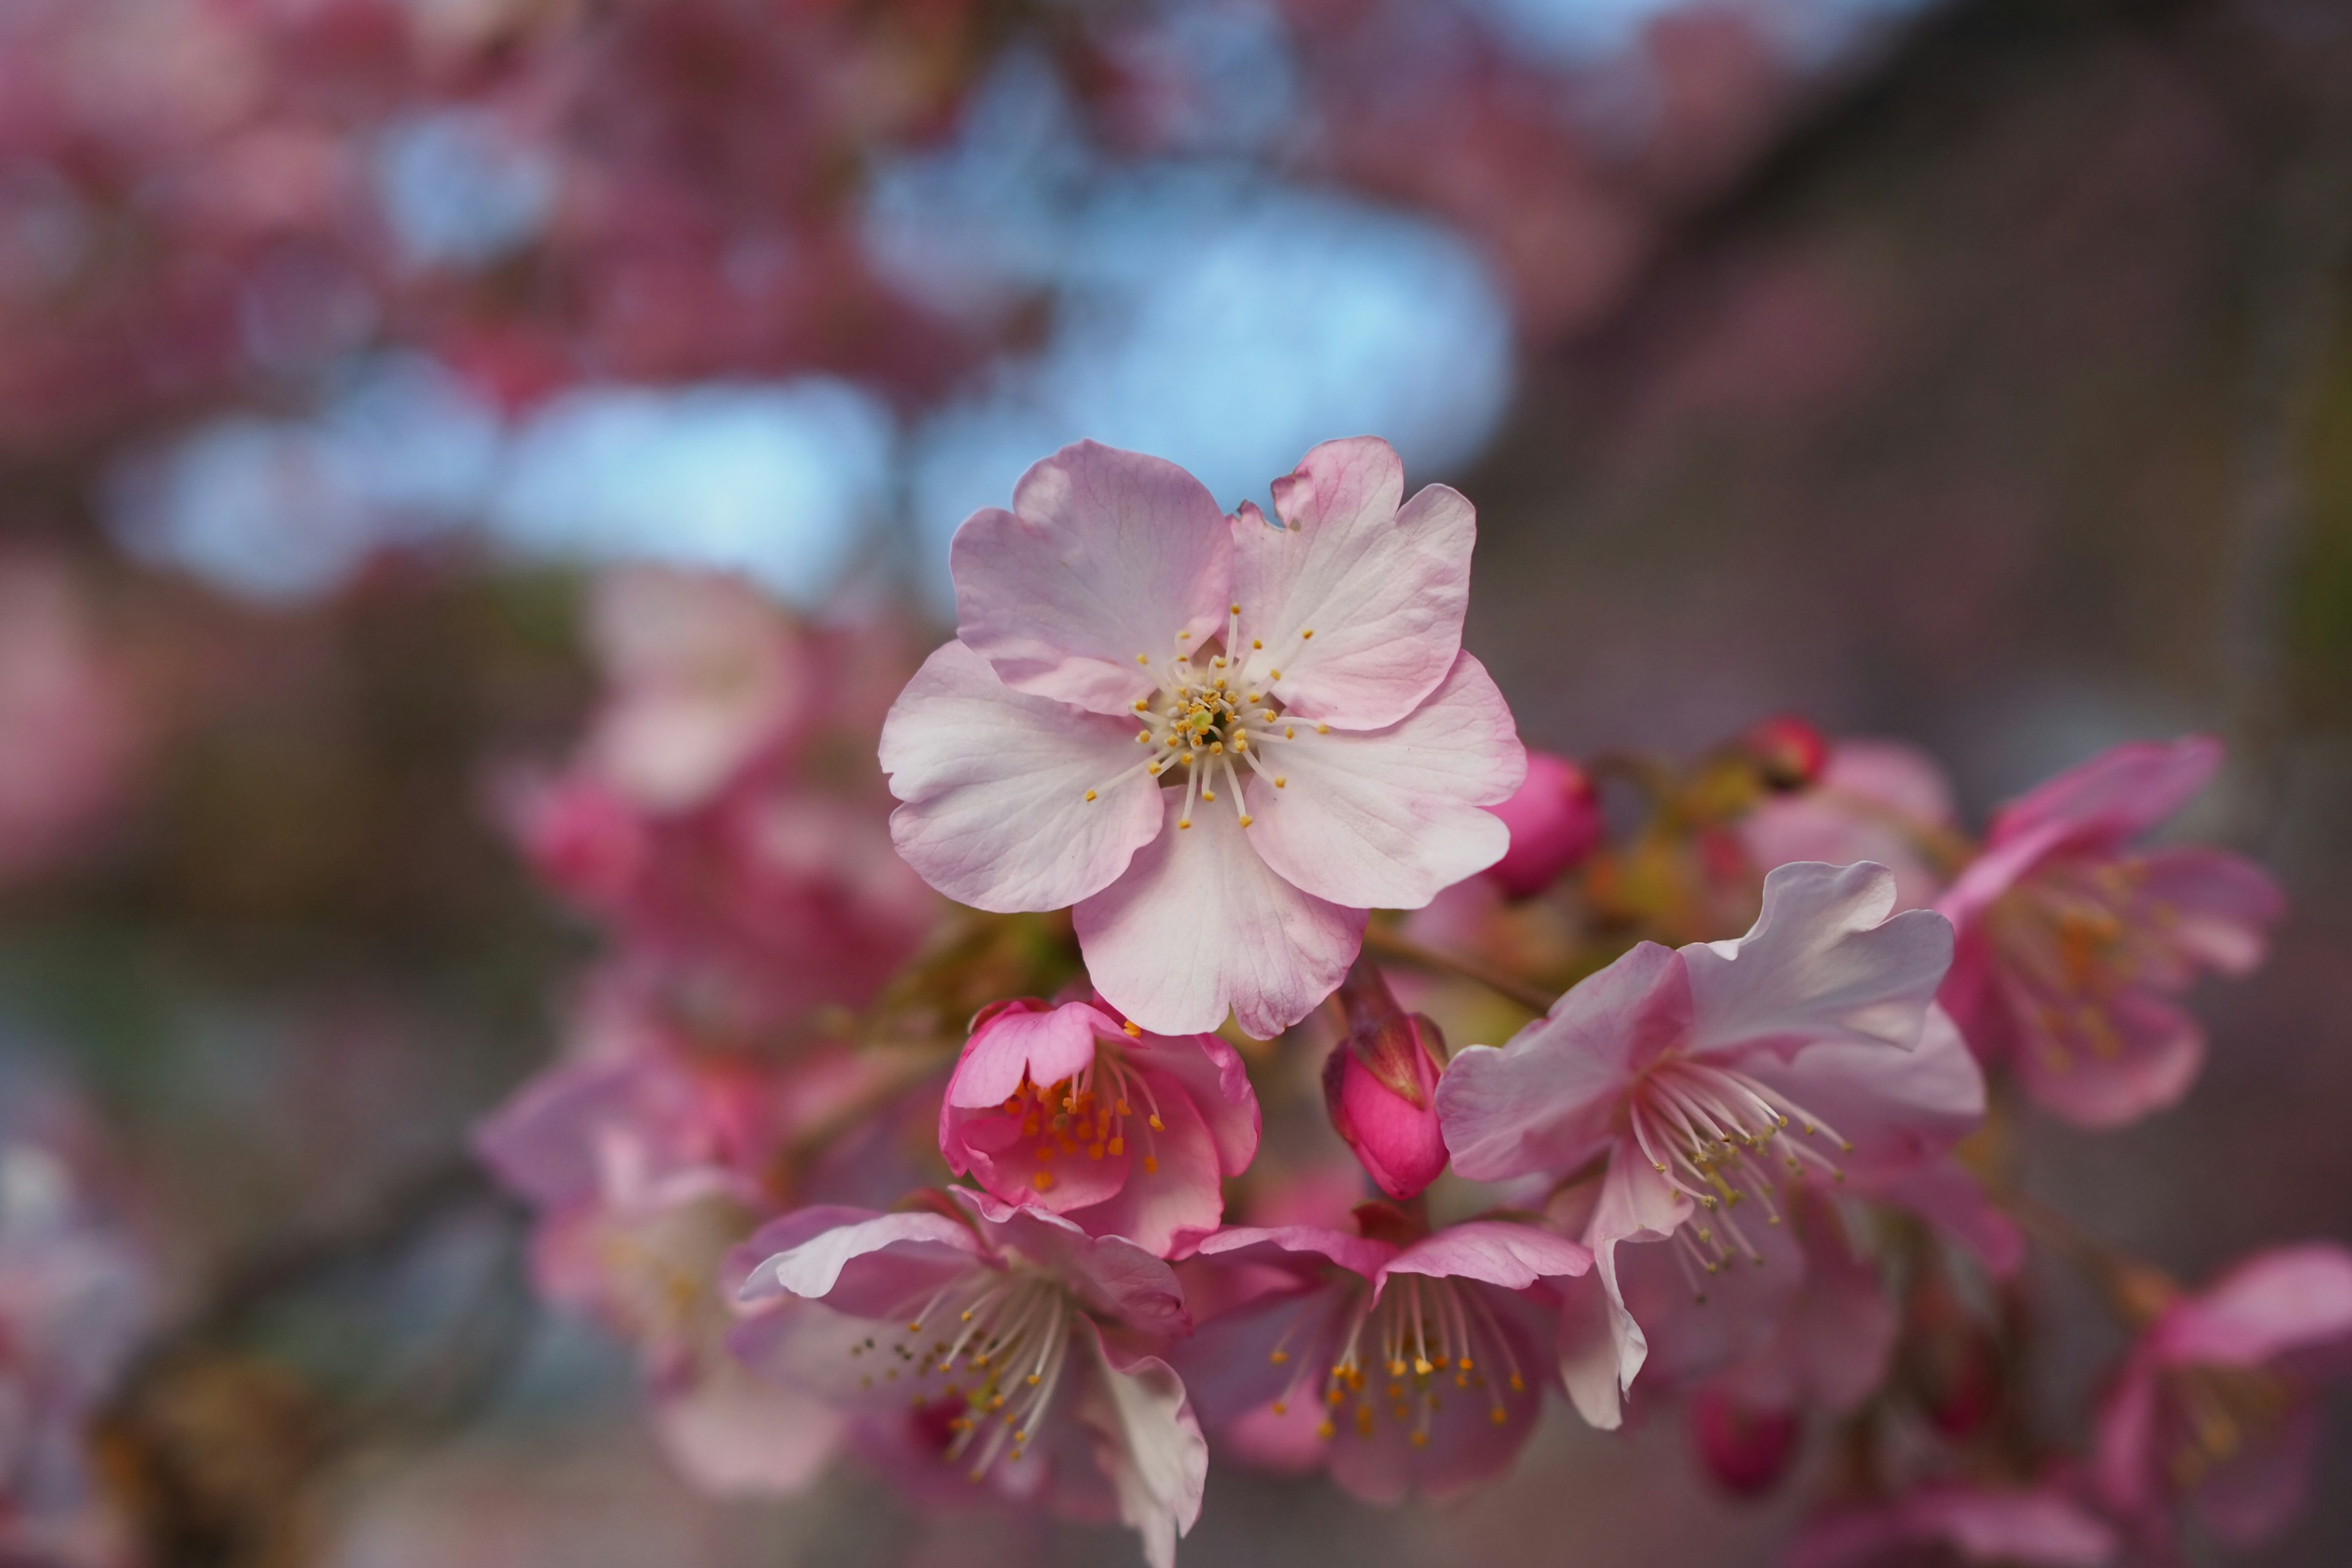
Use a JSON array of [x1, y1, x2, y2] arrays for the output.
[[2093, 1242, 2352, 1550], [881, 437, 1523, 1037], [1483, 750, 1602, 899], [1937, 736, 2284, 1128], [0, 560, 140, 885], [1743, 740, 1960, 913], [731, 1189, 1204, 1568], [1790, 1483, 2119, 1568], [1439, 862, 1983, 1428], [1173, 1208, 1589, 1502], [938, 997, 1259, 1257]]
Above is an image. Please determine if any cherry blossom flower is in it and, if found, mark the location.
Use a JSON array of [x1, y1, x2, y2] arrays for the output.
[[731, 1189, 1204, 1568], [939, 997, 1259, 1257], [1172, 1210, 1590, 1502], [1320, 959, 1450, 1202], [0, 1130, 153, 1566], [1484, 750, 1602, 899], [1436, 861, 1983, 1428], [475, 1020, 927, 1496], [880, 437, 1525, 1037], [1791, 1483, 2119, 1568], [2093, 1242, 2352, 1550], [1936, 736, 2284, 1128], [1743, 739, 1962, 914]]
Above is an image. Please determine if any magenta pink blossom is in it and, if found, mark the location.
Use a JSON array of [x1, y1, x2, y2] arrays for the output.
[[2093, 1242, 2352, 1550], [1792, 1483, 2119, 1568], [1484, 750, 1602, 899], [731, 1189, 1204, 1568], [1937, 736, 2284, 1128], [1172, 1213, 1590, 1502], [880, 437, 1526, 1037], [1437, 861, 1985, 1428], [939, 998, 1259, 1257]]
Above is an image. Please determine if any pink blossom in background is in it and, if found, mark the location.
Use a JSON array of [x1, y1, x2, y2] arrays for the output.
[[2093, 1242, 2352, 1550], [0, 1131, 153, 1566], [0, 559, 140, 886], [1743, 739, 1961, 913], [1320, 960, 1449, 1202], [1790, 1483, 2119, 1568], [1483, 750, 1602, 899], [1172, 1212, 1589, 1502], [881, 437, 1525, 1037], [1438, 862, 1984, 1428], [1936, 736, 2284, 1128], [1687, 1387, 1799, 1496], [731, 1189, 1204, 1568], [938, 997, 1259, 1257]]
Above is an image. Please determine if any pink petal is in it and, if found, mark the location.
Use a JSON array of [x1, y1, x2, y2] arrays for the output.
[[1685, 861, 1954, 1060], [736, 1208, 987, 1316], [1436, 941, 1689, 1182], [1238, 437, 1474, 729], [1243, 650, 1523, 911], [1054, 1073, 1227, 1257], [2135, 846, 2285, 978], [1190, 1223, 1397, 1283], [958, 1191, 1193, 1339], [1074, 800, 1365, 1037], [2090, 1357, 2164, 1521], [1556, 1269, 1634, 1431], [1736, 1004, 1986, 1181], [951, 441, 1233, 717], [1381, 1220, 1591, 1293], [944, 1096, 1131, 1217], [1989, 735, 2222, 853], [1068, 1321, 1208, 1568], [1323, 1284, 1551, 1503], [2191, 1400, 2320, 1548], [1866, 1156, 2025, 1276], [2007, 982, 2202, 1130], [1793, 1486, 2119, 1568], [1126, 1031, 1261, 1177], [2160, 1243, 2352, 1366], [1569, 1144, 1692, 1428], [881, 639, 1165, 912], [945, 1000, 1117, 1109], [1615, 1210, 1803, 1390], [653, 1355, 842, 1496], [1740, 741, 1958, 913], [1486, 750, 1603, 899]]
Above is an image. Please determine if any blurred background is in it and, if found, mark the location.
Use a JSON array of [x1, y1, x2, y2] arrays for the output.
[[2, 0, 2350, 1562]]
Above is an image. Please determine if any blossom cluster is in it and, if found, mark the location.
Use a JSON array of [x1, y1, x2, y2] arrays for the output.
[[471, 437, 2340, 1568]]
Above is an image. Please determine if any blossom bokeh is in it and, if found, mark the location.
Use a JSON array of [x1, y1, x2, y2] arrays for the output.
[[3, 0, 2352, 1564]]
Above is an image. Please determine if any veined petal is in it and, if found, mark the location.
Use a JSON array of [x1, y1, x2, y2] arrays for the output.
[[1381, 1220, 1591, 1292], [1437, 942, 1690, 1183], [1686, 861, 1953, 1060], [1737, 1004, 1986, 1178], [881, 640, 1165, 912], [1244, 651, 1523, 910], [953, 442, 1233, 716], [736, 1209, 986, 1316], [1070, 1323, 1208, 1568], [1129, 1033, 1261, 1178], [1074, 802, 1365, 1038], [946, 1000, 1117, 1109], [1237, 437, 1474, 729]]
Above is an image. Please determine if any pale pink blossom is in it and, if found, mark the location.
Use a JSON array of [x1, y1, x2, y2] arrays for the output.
[[2093, 1242, 2352, 1550], [0, 559, 140, 886], [0, 1132, 153, 1566], [880, 437, 1525, 1037], [1792, 1483, 2119, 1568], [1937, 737, 2283, 1128], [731, 1189, 1205, 1568], [1484, 750, 1602, 898], [1437, 861, 1983, 1428], [1743, 739, 1961, 913], [1320, 960, 1449, 1202], [1172, 1212, 1590, 1502], [939, 997, 1259, 1257], [1687, 1387, 1798, 1495]]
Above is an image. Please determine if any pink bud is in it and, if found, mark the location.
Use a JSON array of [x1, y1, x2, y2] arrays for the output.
[[1322, 960, 1449, 1200], [1689, 1387, 1800, 1496], [1484, 751, 1602, 899], [1740, 714, 1829, 792]]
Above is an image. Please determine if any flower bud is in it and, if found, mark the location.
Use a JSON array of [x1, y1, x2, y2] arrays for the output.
[[1484, 751, 1602, 899], [1740, 715, 1828, 793], [1322, 959, 1448, 1200], [1689, 1387, 1800, 1496]]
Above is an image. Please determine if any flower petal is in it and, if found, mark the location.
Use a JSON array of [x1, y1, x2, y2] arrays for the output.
[[1381, 1221, 1591, 1293], [952, 441, 1233, 716], [2135, 846, 2284, 978], [1737, 1004, 1986, 1181], [2006, 981, 2201, 1130], [881, 639, 1165, 912], [1128, 1031, 1261, 1178], [1686, 861, 1953, 1059], [946, 1000, 1117, 1109], [736, 1208, 986, 1316], [1069, 1322, 1208, 1568], [1243, 651, 1523, 910], [1990, 735, 2222, 851], [653, 1354, 842, 1496], [957, 1191, 1193, 1339], [1437, 941, 1690, 1182], [2160, 1243, 2352, 1366], [1237, 437, 1474, 728], [1056, 1073, 1227, 1257], [1074, 800, 1365, 1037]]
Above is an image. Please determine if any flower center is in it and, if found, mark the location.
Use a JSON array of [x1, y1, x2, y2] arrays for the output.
[[1264, 1272, 1528, 1447], [998, 1048, 1168, 1193], [2162, 1363, 2294, 1492], [850, 1265, 1077, 1481], [1624, 1057, 1850, 1292], [1082, 603, 1329, 831], [1986, 858, 2174, 1076]]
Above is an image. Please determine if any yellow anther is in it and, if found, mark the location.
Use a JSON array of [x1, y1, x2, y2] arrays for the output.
[[1414, 1358, 1433, 1376], [1122, 1020, 1140, 1037], [1317, 1420, 1336, 1439], [1148, 1115, 1164, 1131], [1229, 602, 1241, 614], [1410, 1431, 1428, 1448], [1270, 1350, 1289, 1365], [1490, 1407, 1508, 1426], [1143, 1155, 1158, 1173], [1275, 776, 1286, 787], [1136, 653, 1150, 663], [1252, 638, 1264, 649], [1032, 1170, 1055, 1192], [1084, 790, 1097, 801], [1268, 668, 1281, 679], [1201, 790, 1216, 802], [1316, 724, 1330, 733], [1238, 815, 1254, 827], [1272, 1400, 1288, 1415]]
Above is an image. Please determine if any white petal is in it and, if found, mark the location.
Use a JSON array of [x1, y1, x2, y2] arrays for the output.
[[880, 640, 1166, 912], [1074, 801, 1364, 1038], [1071, 1321, 1208, 1568], [1243, 652, 1523, 910]]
